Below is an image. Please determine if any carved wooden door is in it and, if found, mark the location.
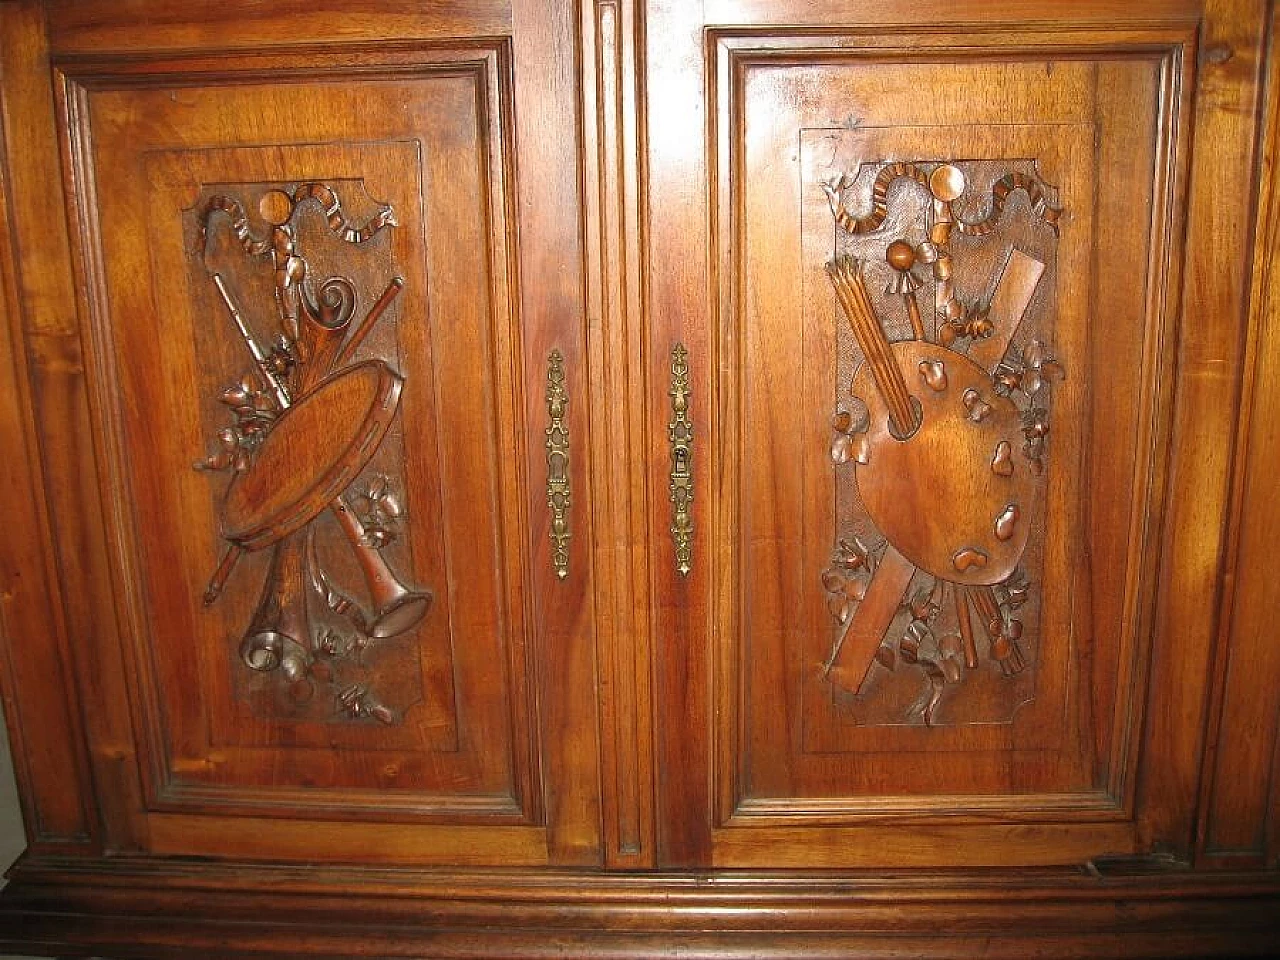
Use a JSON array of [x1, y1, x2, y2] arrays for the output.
[[646, 0, 1269, 867], [49, 3, 601, 866]]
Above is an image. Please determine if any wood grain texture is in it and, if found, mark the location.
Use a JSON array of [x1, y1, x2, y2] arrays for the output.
[[511, 0, 605, 865], [2, 855, 1279, 958], [646, 0, 715, 867], [698, 20, 1178, 857], [58, 49, 545, 837], [46, 0, 511, 55], [0, 6, 96, 848], [1137, 0, 1269, 857], [700, 0, 1204, 24], [1197, 0, 1280, 866], [0, 0, 143, 854], [579, 0, 656, 868]]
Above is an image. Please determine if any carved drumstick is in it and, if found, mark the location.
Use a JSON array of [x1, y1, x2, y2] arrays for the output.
[[334, 276, 404, 369]]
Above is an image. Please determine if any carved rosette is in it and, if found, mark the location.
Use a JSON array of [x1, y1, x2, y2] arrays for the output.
[[194, 182, 432, 725], [820, 160, 1064, 726]]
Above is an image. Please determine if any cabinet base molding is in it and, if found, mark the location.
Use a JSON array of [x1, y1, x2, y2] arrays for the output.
[[1, 855, 1277, 958]]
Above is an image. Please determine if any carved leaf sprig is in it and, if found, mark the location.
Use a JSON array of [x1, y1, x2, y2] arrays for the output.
[[316, 626, 369, 663], [336, 683, 393, 725], [821, 536, 879, 624], [194, 373, 279, 472], [1021, 407, 1050, 475], [988, 339, 1064, 476], [994, 568, 1030, 612], [1018, 339, 1065, 395], [993, 338, 1065, 398], [353, 474, 404, 548]]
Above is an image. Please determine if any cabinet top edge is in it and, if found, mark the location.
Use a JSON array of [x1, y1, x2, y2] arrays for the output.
[[43, 0, 513, 59]]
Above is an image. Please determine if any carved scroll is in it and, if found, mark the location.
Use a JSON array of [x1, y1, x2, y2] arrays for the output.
[[195, 184, 431, 725], [669, 343, 694, 576], [821, 160, 1064, 726]]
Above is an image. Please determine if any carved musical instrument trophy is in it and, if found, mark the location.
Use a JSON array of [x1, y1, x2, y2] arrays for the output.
[[194, 183, 432, 725], [821, 161, 1064, 726]]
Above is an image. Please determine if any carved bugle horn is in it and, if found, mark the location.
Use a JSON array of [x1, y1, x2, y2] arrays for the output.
[[330, 497, 432, 639], [239, 530, 312, 682]]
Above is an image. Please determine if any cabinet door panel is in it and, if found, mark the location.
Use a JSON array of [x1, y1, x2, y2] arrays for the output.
[[58, 43, 574, 862], [746, 76, 1113, 793], [648, 1, 1264, 867]]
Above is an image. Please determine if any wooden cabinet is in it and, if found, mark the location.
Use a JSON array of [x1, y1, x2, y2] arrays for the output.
[[0, 0, 1278, 956]]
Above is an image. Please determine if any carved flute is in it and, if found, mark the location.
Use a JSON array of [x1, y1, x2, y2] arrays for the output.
[[202, 272, 288, 606], [211, 272, 291, 410]]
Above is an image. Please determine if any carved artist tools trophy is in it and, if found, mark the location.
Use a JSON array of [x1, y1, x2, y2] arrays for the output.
[[821, 162, 1064, 725]]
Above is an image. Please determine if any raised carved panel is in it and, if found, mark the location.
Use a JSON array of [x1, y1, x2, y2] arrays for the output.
[[820, 157, 1063, 728], [793, 121, 1089, 766], [192, 179, 432, 728]]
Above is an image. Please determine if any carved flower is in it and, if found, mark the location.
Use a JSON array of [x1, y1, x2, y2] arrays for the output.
[[194, 372, 277, 472], [830, 407, 869, 465], [266, 335, 298, 380], [821, 537, 877, 623], [1019, 339, 1065, 396], [994, 339, 1065, 398]]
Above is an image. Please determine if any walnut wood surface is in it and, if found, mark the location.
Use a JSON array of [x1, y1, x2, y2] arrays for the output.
[[0, 0, 1277, 955]]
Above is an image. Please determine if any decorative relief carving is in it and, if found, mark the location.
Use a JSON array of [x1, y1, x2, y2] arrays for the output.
[[546, 349, 571, 580], [669, 342, 694, 577], [195, 183, 432, 725], [819, 160, 1064, 726]]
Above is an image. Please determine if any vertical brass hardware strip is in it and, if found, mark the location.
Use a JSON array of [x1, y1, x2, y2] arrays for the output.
[[546, 349, 571, 579], [669, 343, 693, 576]]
